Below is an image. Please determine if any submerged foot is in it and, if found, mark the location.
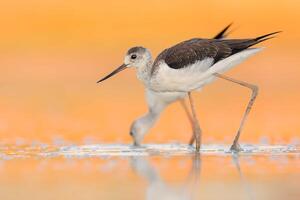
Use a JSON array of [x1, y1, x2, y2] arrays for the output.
[[230, 143, 243, 153], [189, 140, 200, 153], [133, 141, 141, 147], [195, 141, 201, 153]]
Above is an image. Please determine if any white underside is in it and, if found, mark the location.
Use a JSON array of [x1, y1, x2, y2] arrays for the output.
[[149, 48, 263, 92]]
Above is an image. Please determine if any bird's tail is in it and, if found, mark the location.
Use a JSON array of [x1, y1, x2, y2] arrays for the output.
[[248, 31, 282, 47], [213, 23, 233, 39]]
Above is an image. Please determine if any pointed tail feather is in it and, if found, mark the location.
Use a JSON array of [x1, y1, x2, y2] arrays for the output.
[[213, 23, 233, 39], [255, 31, 282, 41], [245, 31, 282, 48]]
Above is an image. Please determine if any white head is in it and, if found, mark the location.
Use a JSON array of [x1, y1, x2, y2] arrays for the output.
[[97, 46, 152, 83], [125, 46, 152, 68]]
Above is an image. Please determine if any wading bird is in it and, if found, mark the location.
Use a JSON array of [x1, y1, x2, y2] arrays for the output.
[[126, 25, 233, 149], [97, 26, 280, 152], [98, 25, 232, 149]]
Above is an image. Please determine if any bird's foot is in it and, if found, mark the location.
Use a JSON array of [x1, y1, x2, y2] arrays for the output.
[[133, 141, 141, 147], [188, 140, 200, 153], [195, 141, 201, 153], [230, 143, 243, 153]]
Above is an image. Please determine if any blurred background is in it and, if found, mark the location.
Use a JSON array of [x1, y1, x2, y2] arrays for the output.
[[0, 0, 299, 145]]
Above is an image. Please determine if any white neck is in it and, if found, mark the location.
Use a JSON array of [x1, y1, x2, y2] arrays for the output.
[[138, 108, 161, 134], [135, 52, 153, 85], [131, 97, 166, 144]]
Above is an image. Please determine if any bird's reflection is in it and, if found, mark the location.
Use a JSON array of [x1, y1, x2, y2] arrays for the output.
[[130, 154, 201, 200], [131, 154, 255, 200], [231, 154, 254, 200]]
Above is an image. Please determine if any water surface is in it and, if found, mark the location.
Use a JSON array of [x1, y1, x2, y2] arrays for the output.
[[0, 144, 299, 200]]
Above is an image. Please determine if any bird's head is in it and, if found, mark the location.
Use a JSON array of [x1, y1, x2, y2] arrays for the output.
[[97, 46, 151, 83]]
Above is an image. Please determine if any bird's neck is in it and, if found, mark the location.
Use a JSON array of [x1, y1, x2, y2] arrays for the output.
[[137, 107, 161, 135], [136, 57, 153, 85]]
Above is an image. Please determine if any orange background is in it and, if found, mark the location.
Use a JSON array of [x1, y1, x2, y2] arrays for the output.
[[0, 0, 299, 145]]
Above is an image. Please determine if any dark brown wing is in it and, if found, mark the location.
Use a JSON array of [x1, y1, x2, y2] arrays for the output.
[[153, 31, 280, 71], [157, 39, 232, 69]]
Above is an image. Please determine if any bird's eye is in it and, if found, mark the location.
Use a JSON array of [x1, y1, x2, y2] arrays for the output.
[[131, 54, 137, 59]]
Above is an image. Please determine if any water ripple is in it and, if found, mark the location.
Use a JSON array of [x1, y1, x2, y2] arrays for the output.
[[0, 144, 299, 159]]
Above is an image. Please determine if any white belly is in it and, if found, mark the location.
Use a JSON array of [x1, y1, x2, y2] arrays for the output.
[[149, 48, 263, 92]]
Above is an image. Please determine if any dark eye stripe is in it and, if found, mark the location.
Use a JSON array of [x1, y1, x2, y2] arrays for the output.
[[131, 54, 137, 59]]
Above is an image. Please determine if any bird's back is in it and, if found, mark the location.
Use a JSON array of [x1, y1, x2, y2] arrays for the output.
[[149, 32, 279, 92], [152, 32, 279, 74]]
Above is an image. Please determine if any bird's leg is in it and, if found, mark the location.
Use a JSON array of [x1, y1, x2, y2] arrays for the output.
[[179, 99, 196, 145], [188, 92, 202, 152], [214, 73, 259, 152]]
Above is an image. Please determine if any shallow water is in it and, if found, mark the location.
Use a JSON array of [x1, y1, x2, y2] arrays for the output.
[[0, 144, 299, 200]]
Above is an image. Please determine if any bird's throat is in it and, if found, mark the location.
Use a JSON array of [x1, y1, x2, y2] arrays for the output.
[[136, 59, 153, 85]]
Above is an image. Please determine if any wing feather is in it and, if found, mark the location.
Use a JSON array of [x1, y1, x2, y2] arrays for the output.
[[152, 31, 280, 73]]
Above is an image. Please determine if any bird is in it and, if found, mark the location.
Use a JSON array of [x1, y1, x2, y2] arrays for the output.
[[97, 26, 280, 152], [97, 24, 232, 150], [97, 24, 232, 149]]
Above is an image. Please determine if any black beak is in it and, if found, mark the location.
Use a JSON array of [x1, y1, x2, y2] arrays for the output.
[[97, 64, 128, 83]]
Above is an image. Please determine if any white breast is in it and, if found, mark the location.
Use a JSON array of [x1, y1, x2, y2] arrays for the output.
[[149, 58, 214, 92], [149, 48, 263, 92]]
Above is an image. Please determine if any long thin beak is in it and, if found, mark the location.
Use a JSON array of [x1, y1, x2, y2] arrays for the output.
[[97, 64, 128, 83]]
